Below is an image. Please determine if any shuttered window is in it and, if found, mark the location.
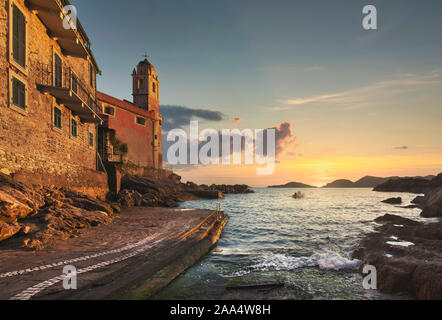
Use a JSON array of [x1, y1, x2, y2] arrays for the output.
[[54, 54, 62, 87], [89, 132, 94, 147], [12, 77, 26, 110], [12, 4, 26, 68], [71, 73, 78, 94], [54, 107, 62, 129], [71, 119, 78, 138]]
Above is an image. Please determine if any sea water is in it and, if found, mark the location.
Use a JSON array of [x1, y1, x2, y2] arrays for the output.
[[153, 188, 426, 300]]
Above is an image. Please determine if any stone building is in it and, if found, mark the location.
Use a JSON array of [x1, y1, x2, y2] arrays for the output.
[[0, 0, 107, 198], [97, 59, 164, 192]]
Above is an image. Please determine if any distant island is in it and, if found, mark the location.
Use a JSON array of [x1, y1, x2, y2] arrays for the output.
[[322, 176, 398, 188], [269, 175, 436, 189], [268, 182, 316, 188]]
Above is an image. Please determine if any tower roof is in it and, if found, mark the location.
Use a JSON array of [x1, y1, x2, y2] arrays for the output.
[[135, 59, 157, 77]]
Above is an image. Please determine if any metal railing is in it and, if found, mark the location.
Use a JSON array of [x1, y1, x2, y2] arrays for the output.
[[34, 61, 101, 116]]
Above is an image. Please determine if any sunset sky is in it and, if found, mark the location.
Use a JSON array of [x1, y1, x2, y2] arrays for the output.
[[74, 0, 442, 186]]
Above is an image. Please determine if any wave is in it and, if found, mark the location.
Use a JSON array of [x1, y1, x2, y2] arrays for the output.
[[251, 251, 362, 271]]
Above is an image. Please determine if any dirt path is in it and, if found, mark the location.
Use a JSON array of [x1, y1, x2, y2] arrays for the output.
[[0, 207, 228, 300]]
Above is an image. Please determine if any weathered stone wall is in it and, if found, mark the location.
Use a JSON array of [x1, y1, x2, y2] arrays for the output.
[[0, 0, 107, 198]]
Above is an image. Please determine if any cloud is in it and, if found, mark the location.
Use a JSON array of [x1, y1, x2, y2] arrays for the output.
[[162, 121, 296, 165], [232, 117, 243, 124], [271, 69, 442, 110], [160, 105, 224, 131], [394, 146, 409, 150], [273, 122, 297, 155], [280, 93, 345, 106]]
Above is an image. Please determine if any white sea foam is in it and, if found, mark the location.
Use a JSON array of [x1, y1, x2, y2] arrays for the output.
[[386, 241, 414, 247], [251, 251, 362, 272]]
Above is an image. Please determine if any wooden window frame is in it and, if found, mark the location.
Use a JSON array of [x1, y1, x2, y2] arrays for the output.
[[8, 70, 27, 114], [9, 1, 28, 75], [53, 51, 63, 88], [53, 105, 62, 131], [70, 117, 78, 139]]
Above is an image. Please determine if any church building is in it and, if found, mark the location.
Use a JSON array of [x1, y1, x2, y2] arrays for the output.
[[97, 59, 163, 188]]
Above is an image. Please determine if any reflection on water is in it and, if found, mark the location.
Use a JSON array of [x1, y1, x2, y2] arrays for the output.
[[153, 188, 422, 300]]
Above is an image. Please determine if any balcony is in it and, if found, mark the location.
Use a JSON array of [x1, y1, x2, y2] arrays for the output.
[[35, 62, 102, 123], [26, 0, 91, 59]]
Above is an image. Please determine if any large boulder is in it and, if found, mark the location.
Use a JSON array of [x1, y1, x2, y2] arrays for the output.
[[0, 190, 34, 222], [381, 197, 402, 205], [0, 220, 21, 241], [412, 263, 442, 300], [420, 186, 442, 218], [121, 176, 160, 195], [0, 173, 45, 222]]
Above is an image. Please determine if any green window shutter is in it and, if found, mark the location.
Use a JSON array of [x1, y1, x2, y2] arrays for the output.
[[54, 107, 62, 129], [12, 77, 26, 110], [71, 73, 78, 93], [71, 119, 78, 137], [55, 54, 62, 87], [12, 5, 26, 68], [89, 132, 94, 147]]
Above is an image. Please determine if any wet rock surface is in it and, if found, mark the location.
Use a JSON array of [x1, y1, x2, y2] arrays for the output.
[[353, 214, 442, 299], [381, 197, 402, 205], [420, 186, 442, 218]]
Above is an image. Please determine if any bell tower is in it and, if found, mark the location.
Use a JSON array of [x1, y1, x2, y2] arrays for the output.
[[132, 59, 160, 114]]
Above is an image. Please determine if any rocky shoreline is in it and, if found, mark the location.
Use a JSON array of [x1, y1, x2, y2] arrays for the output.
[[353, 172, 442, 299], [0, 172, 252, 250], [352, 214, 442, 299]]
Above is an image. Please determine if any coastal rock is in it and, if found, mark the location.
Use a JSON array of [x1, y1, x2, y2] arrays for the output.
[[353, 214, 442, 299], [420, 186, 442, 218], [381, 197, 402, 205], [168, 173, 182, 184], [0, 220, 21, 241], [374, 214, 419, 226], [374, 173, 442, 194], [209, 184, 254, 194], [411, 196, 425, 206], [0, 173, 117, 249], [117, 175, 254, 209], [0, 190, 34, 222], [412, 263, 442, 300], [62, 192, 114, 215], [22, 206, 112, 250]]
